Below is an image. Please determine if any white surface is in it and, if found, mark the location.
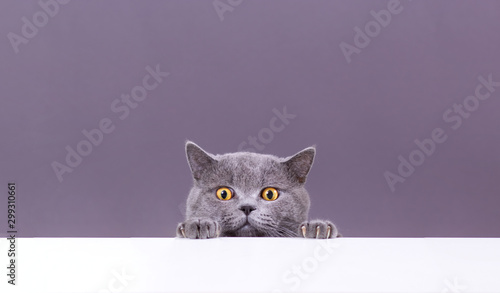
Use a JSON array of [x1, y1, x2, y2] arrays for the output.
[[1, 237, 499, 293]]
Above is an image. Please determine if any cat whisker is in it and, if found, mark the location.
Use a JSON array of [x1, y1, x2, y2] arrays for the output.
[[258, 222, 275, 228], [250, 218, 298, 238], [264, 225, 295, 238], [278, 228, 296, 237]]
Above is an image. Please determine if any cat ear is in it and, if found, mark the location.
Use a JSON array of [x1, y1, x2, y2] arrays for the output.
[[283, 146, 316, 184], [185, 141, 217, 180]]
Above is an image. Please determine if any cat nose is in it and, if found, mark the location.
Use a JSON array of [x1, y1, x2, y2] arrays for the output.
[[239, 205, 256, 216]]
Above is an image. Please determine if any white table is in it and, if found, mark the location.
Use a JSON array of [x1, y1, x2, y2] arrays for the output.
[[1, 237, 499, 292]]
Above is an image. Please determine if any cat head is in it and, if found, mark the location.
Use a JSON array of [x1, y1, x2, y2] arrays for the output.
[[183, 141, 315, 237]]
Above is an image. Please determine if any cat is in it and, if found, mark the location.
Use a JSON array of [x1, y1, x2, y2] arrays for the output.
[[176, 141, 340, 239]]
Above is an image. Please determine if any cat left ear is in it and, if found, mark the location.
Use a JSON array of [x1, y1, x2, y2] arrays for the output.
[[185, 141, 217, 181], [283, 146, 316, 184]]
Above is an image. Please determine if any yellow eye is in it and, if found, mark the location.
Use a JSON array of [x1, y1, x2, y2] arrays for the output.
[[216, 187, 233, 200], [262, 187, 279, 201]]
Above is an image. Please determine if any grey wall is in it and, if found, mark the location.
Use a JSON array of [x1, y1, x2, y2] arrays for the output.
[[1, 0, 499, 237]]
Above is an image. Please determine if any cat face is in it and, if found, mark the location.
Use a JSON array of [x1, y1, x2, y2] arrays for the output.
[[184, 142, 314, 237]]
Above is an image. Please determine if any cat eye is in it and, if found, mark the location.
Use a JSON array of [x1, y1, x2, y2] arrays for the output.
[[216, 187, 233, 201], [261, 187, 279, 201]]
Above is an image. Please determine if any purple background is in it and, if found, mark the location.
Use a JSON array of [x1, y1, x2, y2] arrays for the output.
[[1, 0, 499, 237]]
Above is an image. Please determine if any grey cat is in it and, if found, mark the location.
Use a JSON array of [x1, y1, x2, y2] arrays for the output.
[[176, 141, 340, 239]]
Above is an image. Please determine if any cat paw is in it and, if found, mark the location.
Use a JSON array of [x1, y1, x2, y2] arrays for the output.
[[299, 220, 339, 239], [177, 218, 221, 239]]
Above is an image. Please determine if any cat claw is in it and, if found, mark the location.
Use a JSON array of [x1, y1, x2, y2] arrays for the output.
[[301, 225, 307, 237], [299, 220, 339, 239], [326, 226, 331, 239], [179, 226, 186, 238], [177, 218, 220, 239]]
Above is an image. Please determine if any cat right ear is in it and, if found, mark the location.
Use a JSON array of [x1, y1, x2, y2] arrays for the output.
[[283, 146, 316, 184], [185, 141, 216, 181]]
